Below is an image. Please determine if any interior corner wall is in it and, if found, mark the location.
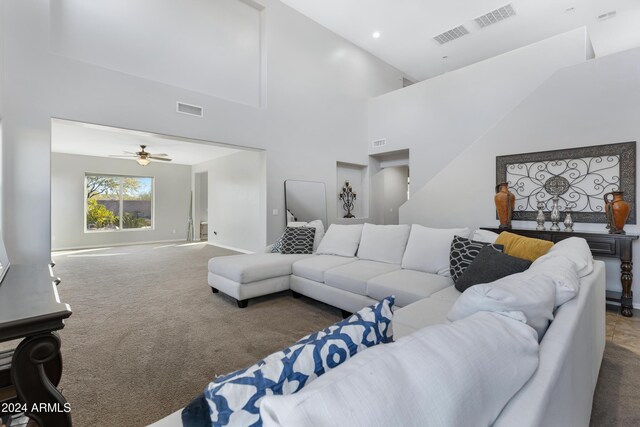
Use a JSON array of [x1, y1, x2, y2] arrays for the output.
[[192, 150, 266, 253], [400, 47, 640, 302], [1, 0, 403, 263], [51, 153, 191, 250], [367, 27, 591, 194]]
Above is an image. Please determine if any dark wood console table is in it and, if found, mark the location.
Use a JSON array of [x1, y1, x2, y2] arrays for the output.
[[0, 263, 72, 426], [482, 227, 639, 317]]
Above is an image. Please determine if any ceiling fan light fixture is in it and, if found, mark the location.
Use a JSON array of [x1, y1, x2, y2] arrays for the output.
[[136, 157, 151, 166]]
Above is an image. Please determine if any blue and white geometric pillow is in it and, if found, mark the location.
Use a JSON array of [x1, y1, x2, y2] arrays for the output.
[[200, 296, 395, 427]]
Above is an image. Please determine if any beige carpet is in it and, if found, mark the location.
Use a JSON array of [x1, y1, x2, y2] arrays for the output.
[[52, 242, 341, 427], [51, 242, 638, 426]]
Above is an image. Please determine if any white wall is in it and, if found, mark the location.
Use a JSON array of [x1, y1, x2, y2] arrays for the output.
[[51, 153, 191, 250], [0, 0, 403, 263], [368, 28, 592, 193], [50, 0, 263, 107], [192, 150, 266, 253], [400, 47, 640, 303]]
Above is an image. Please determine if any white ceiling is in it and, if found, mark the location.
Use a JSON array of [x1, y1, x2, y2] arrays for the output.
[[51, 119, 241, 166], [280, 0, 640, 82]]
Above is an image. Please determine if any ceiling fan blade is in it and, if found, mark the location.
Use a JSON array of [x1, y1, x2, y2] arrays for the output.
[[109, 154, 137, 158], [123, 151, 138, 154], [149, 156, 172, 161], [149, 153, 169, 157]]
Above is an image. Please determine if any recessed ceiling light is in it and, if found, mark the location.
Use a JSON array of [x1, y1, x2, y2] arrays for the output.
[[372, 31, 381, 39]]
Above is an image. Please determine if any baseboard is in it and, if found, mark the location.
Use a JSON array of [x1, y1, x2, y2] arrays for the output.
[[206, 242, 255, 254], [606, 300, 640, 311], [52, 239, 186, 252]]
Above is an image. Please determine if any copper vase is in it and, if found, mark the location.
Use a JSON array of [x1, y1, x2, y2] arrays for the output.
[[604, 191, 630, 234], [495, 182, 515, 230]]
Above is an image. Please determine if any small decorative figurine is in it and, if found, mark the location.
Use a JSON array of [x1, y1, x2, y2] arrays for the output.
[[563, 208, 574, 232], [536, 201, 546, 231], [550, 195, 561, 231]]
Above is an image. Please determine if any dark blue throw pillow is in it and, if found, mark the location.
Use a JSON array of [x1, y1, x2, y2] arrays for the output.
[[181, 393, 210, 427]]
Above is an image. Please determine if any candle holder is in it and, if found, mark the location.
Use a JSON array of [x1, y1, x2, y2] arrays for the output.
[[536, 201, 546, 231], [339, 181, 357, 218]]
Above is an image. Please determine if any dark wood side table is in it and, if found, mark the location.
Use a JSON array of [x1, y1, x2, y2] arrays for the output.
[[481, 227, 639, 317], [0, 263, 72, 426]]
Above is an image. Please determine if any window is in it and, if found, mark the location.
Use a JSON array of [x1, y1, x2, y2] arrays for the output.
[[85, 174, 153, 232]]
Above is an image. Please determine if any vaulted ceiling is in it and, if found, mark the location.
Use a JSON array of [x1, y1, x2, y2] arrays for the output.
[[281, 0, 640, 82]]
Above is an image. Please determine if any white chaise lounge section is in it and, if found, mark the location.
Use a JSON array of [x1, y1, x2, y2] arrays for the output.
[[208, 253, 312, 307]]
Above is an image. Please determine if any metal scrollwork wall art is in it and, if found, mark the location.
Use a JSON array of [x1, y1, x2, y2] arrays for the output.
[[496, 142, 636, 224]]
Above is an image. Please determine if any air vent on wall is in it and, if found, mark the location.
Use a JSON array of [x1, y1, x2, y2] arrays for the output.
[[475, 3, 516, 28], [598, 11, 617, 21], [433, 25, 469, 45], [372, 139, 387, 148], [176, 102, 203, 117]]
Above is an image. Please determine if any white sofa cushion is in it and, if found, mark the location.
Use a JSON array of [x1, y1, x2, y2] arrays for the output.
[[324, 260, 400, 296], [316, 224, 364, 257], [430, 285, 462, 302], [208, 253, 312, 284], [356, 223, 411, 264], [471, 228, 500, 243], [447, 271, 556, 340], [401, 225, 470, 276], [260, 311, 539, 427], [392, 296, 455, 339], [292, 255, 357, 283], [366, 269, 453, 307], [304, 220, 325, 253], [535, 237, 593, 278], [529, 255, 581, 307]]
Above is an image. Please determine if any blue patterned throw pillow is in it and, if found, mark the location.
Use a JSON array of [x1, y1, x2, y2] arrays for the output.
[[199, 296, 395, 426]]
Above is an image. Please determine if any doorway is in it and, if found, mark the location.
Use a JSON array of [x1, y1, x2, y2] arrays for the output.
[[194, 172, 208, 241], [369, 150, 410, 225]]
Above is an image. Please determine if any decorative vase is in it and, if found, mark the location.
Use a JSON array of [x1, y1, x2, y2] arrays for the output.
[[563, 208, 574, 232], [494, 182, 515, 230], [536, 201, 546, 231], [604, 191, 630, 234], [550, 195, 561, 231]]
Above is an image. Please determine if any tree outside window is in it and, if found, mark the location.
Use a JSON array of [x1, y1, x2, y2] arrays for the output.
[[86, 174, 153, 231]]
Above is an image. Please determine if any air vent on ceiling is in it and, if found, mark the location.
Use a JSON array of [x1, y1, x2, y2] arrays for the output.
[[176, 102, 203, 117], [433, 25, 469, 45], [475, 3, 516, 28], [372, 139, 387, 148], [598, 10, 617, 21]]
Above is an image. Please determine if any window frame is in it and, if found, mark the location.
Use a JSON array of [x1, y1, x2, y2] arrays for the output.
[[84, 173, 156, 233]]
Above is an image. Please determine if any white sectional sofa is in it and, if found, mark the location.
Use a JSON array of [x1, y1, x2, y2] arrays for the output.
[[208, 223, 464, 313], [165, 223, 607, 427], [154, 223, 605, 426]]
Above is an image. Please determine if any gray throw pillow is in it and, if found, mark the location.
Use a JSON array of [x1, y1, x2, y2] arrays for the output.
[[455, 245, 532, 293], [450, 235, 504, 283], [280, 227, 316, 254]]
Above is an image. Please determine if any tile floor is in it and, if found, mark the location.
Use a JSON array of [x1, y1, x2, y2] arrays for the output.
[[606, 305, 640, 355]]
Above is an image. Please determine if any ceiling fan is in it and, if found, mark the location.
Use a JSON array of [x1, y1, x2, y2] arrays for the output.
[[109, 145, 172, 166]]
